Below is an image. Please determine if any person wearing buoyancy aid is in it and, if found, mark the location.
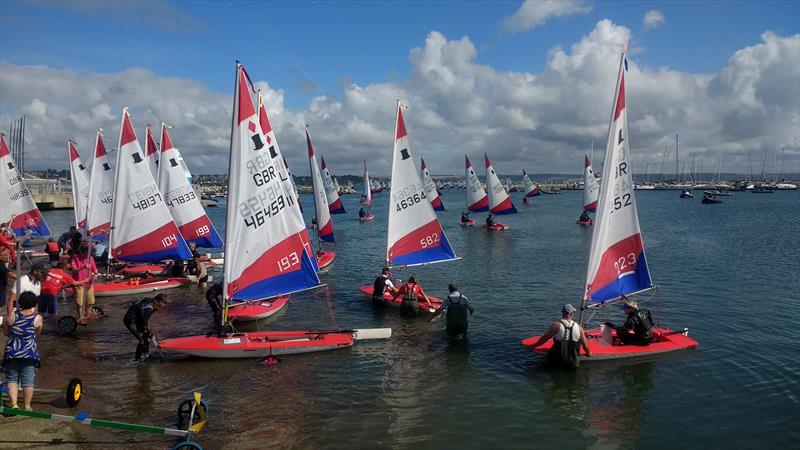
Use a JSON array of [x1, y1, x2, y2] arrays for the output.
[[123, 294, 166, 361], [605, 299, 653, 346], [526, 304, 592, 369], [44, 238, 60, 263], [393, 276, 432, 316], [442, 283, 474, 338], [371, 267, 397, 307], [485, 214, 495, 228]]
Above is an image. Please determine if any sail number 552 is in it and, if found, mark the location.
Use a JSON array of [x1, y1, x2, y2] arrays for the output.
[[419, 233, 439, 248]]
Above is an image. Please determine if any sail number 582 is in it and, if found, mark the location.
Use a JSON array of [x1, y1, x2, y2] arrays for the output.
[[419, 233, 439, 248], [277, 252, 300, 272]]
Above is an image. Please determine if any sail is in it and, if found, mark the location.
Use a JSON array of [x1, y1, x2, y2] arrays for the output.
[[485, 153, 517, 214], [224, 64, 319, 301], [585, 51, 652, 303], [465, 155, 489, 211], [85, 130, 114, 240], [257, 92, 316, 268], [583, 154, 599, 212], [421, 158, 445, 211], [362, 161, 372, 206], [387, 104, 456, 267], [284, 156, 302, 212], [320, 157, 345, 214], [0, 134, 50, 237], [522, 170, 540, 197], [307, 128, 335, 243], [157, 124, 224, 248], [109, 108, 191, 263], [333, 174, 341, 194], [144, 125, 160, 183], [68, 141, 90, 230]]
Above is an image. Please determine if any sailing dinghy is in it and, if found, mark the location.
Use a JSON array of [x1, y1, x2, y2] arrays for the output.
[[358, 102, 458, 314], [159, 63, 389, 358], [0, 134, 51, 237], [522, 49, 698, 360], [483, 152, 516, 230], [421, 158, 445, 211], [68, 141, 90, 230], [465, 155, 489, 212], [143, 125, 160, 183], [85, 130, 114, 240], [306, 126, 337, 269], [522, 170, 541, 199], [320, 157, 345, 214], [359, 160, 375, 221]]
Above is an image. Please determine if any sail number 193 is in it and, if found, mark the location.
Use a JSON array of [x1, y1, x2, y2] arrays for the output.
[[277, 252, 300, 272]]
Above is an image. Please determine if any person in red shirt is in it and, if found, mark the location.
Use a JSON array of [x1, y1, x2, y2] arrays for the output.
[[39, 259, 85, 324], [393, 276, 433, 316], [0, 225, 17, 265]]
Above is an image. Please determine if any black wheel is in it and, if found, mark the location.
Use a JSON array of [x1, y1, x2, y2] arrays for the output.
[[65, 378, 82, 407], [171, 442, 202, 450], [176, 399, 208, 430], [57, 316, 78, 336], [90, 306, 104, 318]]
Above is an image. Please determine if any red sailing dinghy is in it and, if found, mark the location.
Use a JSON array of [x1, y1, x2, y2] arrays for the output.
[[521, 169, 541, 201], [306, 126, 337, 269], [358, 102, 459, 314], [522, 49, 698, 360], [482, 152, 516, 230], [159, 63, 389, 358]]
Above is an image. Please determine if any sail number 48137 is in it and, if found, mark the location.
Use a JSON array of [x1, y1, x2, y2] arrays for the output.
[[419, 233, 439, 248]]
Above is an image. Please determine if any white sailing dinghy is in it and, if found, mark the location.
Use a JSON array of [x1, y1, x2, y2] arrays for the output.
[[358, 102, 457, 312], [421, 158, 445, 211], [159, 63, 389, 358], [68, 141, 91, 230], [359, 161, 375, 221], [521, 169, 541, 200], [484, 152, 516, 230], [578, 154, 599, 225], [523, 49, 698, 360], [85, 130, 115, 240], [144, 125, 160, 183], [306, 126, 336, 269], [320, 156, 345, 214], [0, 134, 51, 237]]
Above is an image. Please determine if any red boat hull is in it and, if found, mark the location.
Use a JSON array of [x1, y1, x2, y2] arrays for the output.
[[358, 286, 443, 313], [316, 251, 336, 270], [359, 215, 375, 221], [459, 220, 476, 226], [227, 296, 289, 321], [521, 327, 698, 361], [577, 219, 593, 226], [85, 277, 192, 297], [158, 330, 354, 358], [481, 223, 509, 231]]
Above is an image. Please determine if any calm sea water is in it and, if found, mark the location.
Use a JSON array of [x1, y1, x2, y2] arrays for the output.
[[12, 189, 800, 449]]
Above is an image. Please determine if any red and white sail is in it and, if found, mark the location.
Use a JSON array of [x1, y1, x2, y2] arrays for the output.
[[157, 124, 223, 248], [585, 50, 652, 303], [362, 161, 372, 206], [522, 170, 540, 197], [421, 158, 445, 211], [144, 125, 160, 183], [485, 153, 517, 215], [583, 154, 599, 212], [109, 108, 191, 263], [0, 134, 50, 237], [224, 64, 319, 301], [85, 130, 115, 240], [465, 155, 488, 212], [307, 128, 335, 242], [68, 140, 90, 230], [387, 103, 456, 266], [284, 156, 302, 212], [320, 157, 345, 214]]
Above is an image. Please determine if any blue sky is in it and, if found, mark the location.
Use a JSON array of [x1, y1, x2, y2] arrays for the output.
[[1, 1, 798, 175]]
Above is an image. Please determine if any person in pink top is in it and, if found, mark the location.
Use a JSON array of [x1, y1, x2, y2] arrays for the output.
[[69, 244, 97, 324]]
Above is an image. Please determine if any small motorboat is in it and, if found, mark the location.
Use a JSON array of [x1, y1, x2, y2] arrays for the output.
[[702, 192, 722, 204], [679, 190, 694, 198]]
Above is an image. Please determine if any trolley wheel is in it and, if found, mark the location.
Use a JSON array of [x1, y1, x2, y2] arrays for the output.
[[171, 442, 202, 450], [57, 316, 78, 335], [90, 306, 104, 318], [176, 399, 208, 431], [65, 377, 82, 407]]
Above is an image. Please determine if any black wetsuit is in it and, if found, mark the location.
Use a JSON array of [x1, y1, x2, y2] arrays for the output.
[[444, 292, 474, 337], [609, 310, 653, 345], [123, 298, 158, 360]]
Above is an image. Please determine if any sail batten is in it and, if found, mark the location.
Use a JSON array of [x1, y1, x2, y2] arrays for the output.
[[386, 103, 456, 266], [584, 51, 652, 305]]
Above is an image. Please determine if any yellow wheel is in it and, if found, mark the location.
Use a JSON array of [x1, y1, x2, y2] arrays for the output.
[[66, 378, 82, 407]]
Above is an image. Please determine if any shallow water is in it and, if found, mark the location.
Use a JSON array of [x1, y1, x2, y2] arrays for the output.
[[5, 189, 799, 449]]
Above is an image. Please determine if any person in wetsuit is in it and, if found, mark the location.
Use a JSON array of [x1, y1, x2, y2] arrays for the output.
[[441, 283, 474, 338], [485, 214, 495, 227], [123, 294, 166, 361], [605, 300, 653, 346], [461, 211, 471, 223], [579, 211, 591, 222], [371, 267, 397, 307]]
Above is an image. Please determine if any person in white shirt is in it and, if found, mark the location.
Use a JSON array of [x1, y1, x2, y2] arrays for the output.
[[526, 303, 592, 369], [11, 263, 45, 297]]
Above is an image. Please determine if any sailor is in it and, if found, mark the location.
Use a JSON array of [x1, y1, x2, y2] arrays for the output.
[[44, 238, 60, 264], [371, 267, 397, 307], [579, 210, 591, 222], [58, 226, 77, 252], [461, 211, 471, 223], [485, 214, 495, 228], [39, 259, 85, 325], [440, 283, 474, 338], [359, 207, 367, 218], [525, 304, 592, 369], [393, 276, 432, 316], [187, 242, 208, 284], [205, 281, 223, 324], [123, 294, 167, 361], [522, 197, 530, 204], [604, 299, 653, 346]]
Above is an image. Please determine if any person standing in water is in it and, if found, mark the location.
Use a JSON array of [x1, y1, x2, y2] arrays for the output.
[[438, 283, 475, 339], [123, 294, 167, 361], [526, 304, 592, 369]]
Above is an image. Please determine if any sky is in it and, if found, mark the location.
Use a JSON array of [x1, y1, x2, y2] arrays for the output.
[[1, 0, 799, 177]]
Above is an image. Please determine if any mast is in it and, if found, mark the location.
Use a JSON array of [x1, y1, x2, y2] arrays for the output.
[[220, 62, 240, 326], [675, 133, 679, 182], [387, 100, 399, 267]]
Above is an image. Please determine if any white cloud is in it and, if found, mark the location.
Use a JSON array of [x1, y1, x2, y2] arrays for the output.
[[643, 10, 665, 30], [501, 0, 593, 33], [1, 22, 798, 178]]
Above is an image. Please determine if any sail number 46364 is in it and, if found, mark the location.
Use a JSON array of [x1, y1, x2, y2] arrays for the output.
[[419, 233, 439, 248], [394, 188, 427, 212]]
